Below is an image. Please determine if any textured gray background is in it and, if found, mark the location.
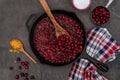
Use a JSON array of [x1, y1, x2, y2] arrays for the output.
[[0, 0, 120, 80]]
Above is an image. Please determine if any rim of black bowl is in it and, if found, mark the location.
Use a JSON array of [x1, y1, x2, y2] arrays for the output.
[[29, 10, 86, 66]]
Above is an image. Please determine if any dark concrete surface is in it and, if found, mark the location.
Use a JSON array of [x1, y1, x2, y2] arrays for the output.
[[0, 0, 120, 80]]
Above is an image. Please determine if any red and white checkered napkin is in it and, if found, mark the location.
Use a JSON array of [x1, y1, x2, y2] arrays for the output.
[[68, 27, 120, 80]]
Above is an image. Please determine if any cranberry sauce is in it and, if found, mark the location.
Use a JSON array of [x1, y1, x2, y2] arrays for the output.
[[33, 15, 84, 64]]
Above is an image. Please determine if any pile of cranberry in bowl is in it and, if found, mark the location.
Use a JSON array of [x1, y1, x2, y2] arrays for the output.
[[29, 11, 85, 65]]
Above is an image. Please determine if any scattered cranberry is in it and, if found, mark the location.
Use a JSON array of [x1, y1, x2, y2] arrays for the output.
[[21, 62, 25, 66], [33, 15, 85, 64], [15, 75, 19, 79], [24, 73, 28, 77], [25, 66, 29, 70], [16, 57, 21, 62], [18, 66, 22, 70], [9, 57, 35, 80], [25, 78, 29, 80], [92, 6, 110, 25], [30, 75, 35, 79], [9, 66, 14, 70], [20, 72, 25, 77], [25, 61, 29, 65]]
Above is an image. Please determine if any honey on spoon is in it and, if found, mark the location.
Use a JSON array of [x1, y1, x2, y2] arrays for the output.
[[10, 39, 37, 64]]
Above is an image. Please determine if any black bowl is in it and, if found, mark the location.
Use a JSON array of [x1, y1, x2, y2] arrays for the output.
[[26, 10, 86, 66]]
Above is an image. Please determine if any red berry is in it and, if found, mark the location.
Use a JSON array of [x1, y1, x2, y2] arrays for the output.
[[25, 66, 29, 70], [25, 73, 28, 77], [16, 57, 21, 62], [9, 66, 14, 70], [25, 78, 29, 80], [18, 66, 22, 70], [21, 62, 25, 66], [15, 75, 19, 79], [25, 61, 29, 65], [20, 73, 25, 77], [30, 75, 35, 79]]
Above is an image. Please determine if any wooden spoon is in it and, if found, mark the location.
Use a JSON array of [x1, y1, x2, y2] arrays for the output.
[[39, 0, 70, 38], [19, 45, 37, 64], [10, 39, 37, 64]]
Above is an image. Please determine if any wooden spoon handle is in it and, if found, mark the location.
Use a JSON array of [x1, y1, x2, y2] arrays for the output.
[[39, 0, 71, 38], [39, 0, 57, 26], [22, 49, 37, 64]]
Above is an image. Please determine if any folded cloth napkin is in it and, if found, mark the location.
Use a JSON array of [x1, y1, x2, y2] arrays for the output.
[[68, 27, 120, 80]]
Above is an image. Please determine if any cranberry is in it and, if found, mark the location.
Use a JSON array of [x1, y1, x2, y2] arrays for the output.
[[18, 66, 22, 70], [20, 73, 25, 77], [24, 73, 28, 77], [25, 61, 29, 65], [16, 57, 21, 62], [30, 75, 35, 79], [25, 78, 29, 80], [15, 75, 19, 79], [21, 62, 25, 66], [25, 66, 29, 70], [9, 66, 14, 70]]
